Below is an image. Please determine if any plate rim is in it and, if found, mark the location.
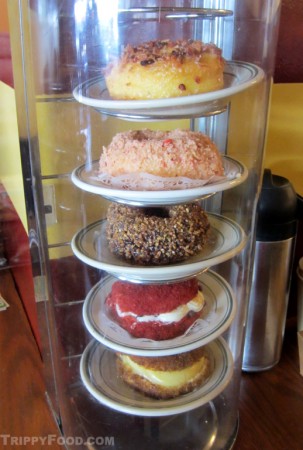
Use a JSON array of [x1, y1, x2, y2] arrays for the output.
[[73, 60, 264, 113], [80, 337, 234, 417], [82, 270, 237, 356], [71, 155, 248, 204], [71, 213, 247, 282]]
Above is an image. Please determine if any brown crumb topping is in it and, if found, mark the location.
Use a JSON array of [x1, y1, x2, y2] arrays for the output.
[[109, 39, 223, 69], [106, 202, 210, 265]]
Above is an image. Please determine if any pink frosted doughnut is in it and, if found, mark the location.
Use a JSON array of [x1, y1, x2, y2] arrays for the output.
[[99, 128, 224, 180]]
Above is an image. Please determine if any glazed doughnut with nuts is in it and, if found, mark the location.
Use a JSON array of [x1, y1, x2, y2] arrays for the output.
[[104, 39, 225, 100], [106, 202, 210, 265]]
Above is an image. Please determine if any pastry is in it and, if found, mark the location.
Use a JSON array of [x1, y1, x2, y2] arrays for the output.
[[106, 278, 205, 340], [99, 128, 224, 180], [104, 39, 225, 100], [117, 346, 211, 399], [106, 202, 210, 265]]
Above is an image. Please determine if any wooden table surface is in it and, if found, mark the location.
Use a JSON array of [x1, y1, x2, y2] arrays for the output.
[[234, 320, 303, 450], [1, 268, 303, 450], [0, 270, 64, 450]]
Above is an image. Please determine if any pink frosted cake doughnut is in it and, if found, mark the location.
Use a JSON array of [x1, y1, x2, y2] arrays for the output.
[[104, 39, 225, 100], [99, 129, 224, 180]]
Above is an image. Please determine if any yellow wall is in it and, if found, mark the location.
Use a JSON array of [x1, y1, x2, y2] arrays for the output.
[[0, 82, 27, 230], [263, 84, 303, 196], [0, 2, 27, 230]]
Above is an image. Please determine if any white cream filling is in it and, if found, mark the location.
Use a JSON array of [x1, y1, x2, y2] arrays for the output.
[[116, 291, 204, 324], [120, 354, 208, 388]]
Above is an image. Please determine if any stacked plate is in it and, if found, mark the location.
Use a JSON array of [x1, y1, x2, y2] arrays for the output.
[[71, 60, 263, 416]]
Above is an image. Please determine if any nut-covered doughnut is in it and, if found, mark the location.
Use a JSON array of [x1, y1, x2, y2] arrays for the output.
[[106, 203, 210, 265]]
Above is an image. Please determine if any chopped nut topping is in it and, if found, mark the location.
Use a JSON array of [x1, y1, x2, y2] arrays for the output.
[[106, 203, 210, 265], [118, 39, 222, 67]]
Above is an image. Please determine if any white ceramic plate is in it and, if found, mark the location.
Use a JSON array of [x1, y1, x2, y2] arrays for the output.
[[71, 213, 247, 283], [71, 156, 248, 206], [73, 61, 264, 120], [82, 271, 236, 356], [80, 337, 233, 417]]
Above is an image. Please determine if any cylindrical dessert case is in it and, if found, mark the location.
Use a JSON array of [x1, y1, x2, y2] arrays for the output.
[[8, 1, 281, 449]]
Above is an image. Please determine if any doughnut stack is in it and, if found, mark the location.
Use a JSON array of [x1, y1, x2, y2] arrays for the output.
[[95, 39, 227, 399]]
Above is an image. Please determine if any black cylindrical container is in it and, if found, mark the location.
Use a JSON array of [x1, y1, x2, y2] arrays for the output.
[[243, 169, 298, 371]]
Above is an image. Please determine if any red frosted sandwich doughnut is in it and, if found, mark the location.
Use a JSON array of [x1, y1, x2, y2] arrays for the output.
[[106, 278, 205, 340]]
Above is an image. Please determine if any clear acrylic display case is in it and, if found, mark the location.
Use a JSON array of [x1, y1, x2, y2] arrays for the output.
[[8, 1, 281, 449]]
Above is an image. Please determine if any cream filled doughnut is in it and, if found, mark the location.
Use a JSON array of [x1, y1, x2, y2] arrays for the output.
[[116, 346, 211, 399]]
